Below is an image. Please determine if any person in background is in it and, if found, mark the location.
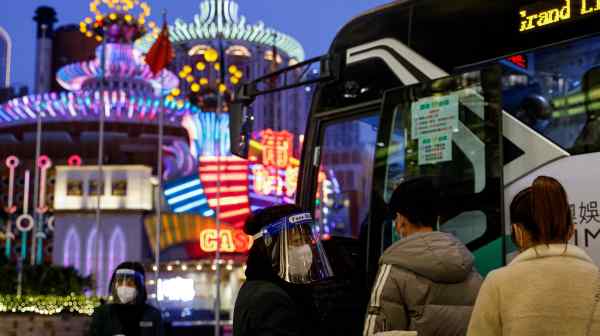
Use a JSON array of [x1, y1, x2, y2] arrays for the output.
[[89, 261, 164, 336], [467, 176, 600, 336], [233, 204, 334, 336], [363, 177, 482, 336]]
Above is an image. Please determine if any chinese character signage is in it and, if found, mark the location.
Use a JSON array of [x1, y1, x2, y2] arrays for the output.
[[250, 130, 300, 205]]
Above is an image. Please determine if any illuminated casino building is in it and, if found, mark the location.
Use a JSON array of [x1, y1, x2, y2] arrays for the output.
[[135, 0, 311, 150], [0, 0, 330, 324]]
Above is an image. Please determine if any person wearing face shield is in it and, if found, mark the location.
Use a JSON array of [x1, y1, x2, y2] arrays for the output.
[[89, 261, 164, 336], [363, 177, 482, 336], [233, 204, 334, 336]]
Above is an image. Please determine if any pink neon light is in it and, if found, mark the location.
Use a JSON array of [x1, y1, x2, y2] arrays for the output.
[[68, 155, 83, 166], [37, 155, 52, 169], [63, 227, 81, 269], [5, 155, 19, 168]]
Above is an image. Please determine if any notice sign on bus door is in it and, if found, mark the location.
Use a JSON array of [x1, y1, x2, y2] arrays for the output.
[[411, 95, 458, 165]]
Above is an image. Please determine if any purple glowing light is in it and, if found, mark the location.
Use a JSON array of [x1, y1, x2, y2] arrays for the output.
[[57, 43, 179, 95], [0, 90, 200, 126]]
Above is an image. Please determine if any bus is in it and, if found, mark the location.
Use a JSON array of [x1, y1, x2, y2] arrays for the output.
[[231, 0, 600, 332]]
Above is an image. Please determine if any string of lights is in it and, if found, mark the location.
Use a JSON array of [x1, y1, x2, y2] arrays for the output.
[[0, 295, 101, 316]]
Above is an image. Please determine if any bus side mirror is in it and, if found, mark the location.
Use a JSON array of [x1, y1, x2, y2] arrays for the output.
[[230, 84, 255, 158], [229, 94, 254, 158]]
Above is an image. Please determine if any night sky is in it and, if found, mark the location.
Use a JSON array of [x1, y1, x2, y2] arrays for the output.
[[0, 0, 391, 89]]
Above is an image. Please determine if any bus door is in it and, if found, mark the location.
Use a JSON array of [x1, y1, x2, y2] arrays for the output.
[[366, 68, 504, 288]]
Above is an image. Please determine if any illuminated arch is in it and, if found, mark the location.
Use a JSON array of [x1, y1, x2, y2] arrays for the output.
[[226, 45, 251, 58], [63, 227, 81, 269], [85, 228, 105, 276], [188, 44, 213, 57], [0, 26, 12, 87], [108, 227, 126, 278]]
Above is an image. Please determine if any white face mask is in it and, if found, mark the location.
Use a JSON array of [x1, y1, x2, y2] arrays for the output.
[[288, 244, 313, 276], [116, 286, 137, 304]]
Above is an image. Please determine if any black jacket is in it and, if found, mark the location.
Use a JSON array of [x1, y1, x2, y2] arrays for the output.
[[89, 303, 164, 336], [233, 280, 312, 336]]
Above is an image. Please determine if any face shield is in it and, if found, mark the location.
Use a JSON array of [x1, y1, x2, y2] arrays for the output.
[[253, 212, 334, 284], [110, 268, 145, 304]]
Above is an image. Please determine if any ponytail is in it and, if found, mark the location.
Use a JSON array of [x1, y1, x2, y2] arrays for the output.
[[510, 176, 572, 244]]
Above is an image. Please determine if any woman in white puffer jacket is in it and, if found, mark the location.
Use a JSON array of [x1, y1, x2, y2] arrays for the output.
[[467, 176, 600, 336]]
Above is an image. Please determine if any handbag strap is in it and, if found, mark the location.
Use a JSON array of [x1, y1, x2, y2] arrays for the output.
[[585, 270, 600, 336]]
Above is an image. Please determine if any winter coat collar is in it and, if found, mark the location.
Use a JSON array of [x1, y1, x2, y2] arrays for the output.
[[510, 244, 594, 265]]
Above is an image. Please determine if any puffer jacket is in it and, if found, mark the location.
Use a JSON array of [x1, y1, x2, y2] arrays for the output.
[[363, 232, 482, 336]]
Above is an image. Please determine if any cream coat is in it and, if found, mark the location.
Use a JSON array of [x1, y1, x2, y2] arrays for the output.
[[467, 244, 600, 336]]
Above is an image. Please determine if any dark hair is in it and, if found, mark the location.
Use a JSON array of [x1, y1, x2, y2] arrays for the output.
[[510, 176, 572, 244], [388, 177, 439, 228]]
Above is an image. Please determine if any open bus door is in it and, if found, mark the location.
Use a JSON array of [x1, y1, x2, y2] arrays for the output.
[[299, 67, 504, 334]]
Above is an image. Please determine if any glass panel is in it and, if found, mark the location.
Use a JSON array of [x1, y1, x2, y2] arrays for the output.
[[500, 35, 600, 154], [111, 180, 127, 196], [315, 115, 380, 239], [375, 69, 503, 274], [67, 180, 83, 196]]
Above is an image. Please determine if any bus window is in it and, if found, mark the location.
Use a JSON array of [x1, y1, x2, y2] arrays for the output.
[[373, 69, 503, 275], [314, 115, 380, 240], [501, 35, 600, 154]]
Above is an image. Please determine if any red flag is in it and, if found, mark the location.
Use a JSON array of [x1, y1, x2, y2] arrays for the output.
[[145, 21, 174, 75]]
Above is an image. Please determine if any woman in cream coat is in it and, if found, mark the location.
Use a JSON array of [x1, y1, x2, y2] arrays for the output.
[[467, 176, 600, 336]]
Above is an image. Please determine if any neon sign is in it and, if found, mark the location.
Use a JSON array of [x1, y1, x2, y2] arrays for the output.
[[505, 54, 528, 69], [519, 0, 600, 32], [261, 130, 294, 168], [250, 130, 299, 200], [199, 228, 252, 253]]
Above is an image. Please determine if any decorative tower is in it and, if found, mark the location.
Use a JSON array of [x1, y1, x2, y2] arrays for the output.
[[33, 6, 57, 94]]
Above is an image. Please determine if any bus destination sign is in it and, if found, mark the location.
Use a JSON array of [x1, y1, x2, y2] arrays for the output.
[[520, 0, 600, 32]]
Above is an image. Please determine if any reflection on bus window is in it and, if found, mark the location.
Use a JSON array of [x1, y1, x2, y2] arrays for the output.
[[379, 72, 502, 248], [315, 115, 380, 239], [501, 35, 600, 153]]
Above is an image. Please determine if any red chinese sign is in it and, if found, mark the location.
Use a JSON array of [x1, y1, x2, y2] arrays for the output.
[[251, 130, 299, 198], [260, 129, 294, 169]]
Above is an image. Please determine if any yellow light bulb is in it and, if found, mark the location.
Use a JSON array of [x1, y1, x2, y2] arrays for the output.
[[235, 70, 243, 79], [177, 100, 184, 108], [86, 32, 94, 38], [96, 15, 103, 21], [171, 88, 181, 97], [183, 65, 192, 73], [228, 65, 238, 74], [231, 77, 239, 85], [200, 78, 208, 85], [95, 35, 103, 42], [125, 14, 132, 22], [196, 62, 206, 71], [214, 63, 221, 71], [109, 13, 118, 20], [218, 84, 227, 93], [178, 71, 186, 78], [80, 26, 87, 33], [191, 83, 200, 92], [84, 17, 92, 24], [186, 75, 195, 83], [204, 48, 219, 63]]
